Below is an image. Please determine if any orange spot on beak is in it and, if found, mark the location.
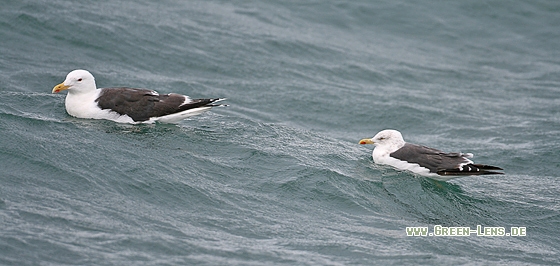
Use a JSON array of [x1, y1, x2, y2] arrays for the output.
[[52, 83, 70, 94], [359, 139, 374, 145]]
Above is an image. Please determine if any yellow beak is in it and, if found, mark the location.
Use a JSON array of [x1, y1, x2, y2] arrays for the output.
[[359, 138, 374, 145], [52, 82, 70, 93]]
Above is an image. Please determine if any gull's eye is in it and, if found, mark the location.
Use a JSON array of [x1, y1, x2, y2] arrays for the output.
[[77, 78, 83, 82]]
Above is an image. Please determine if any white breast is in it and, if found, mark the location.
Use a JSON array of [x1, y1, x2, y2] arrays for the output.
[[64, 89, 135, 123]]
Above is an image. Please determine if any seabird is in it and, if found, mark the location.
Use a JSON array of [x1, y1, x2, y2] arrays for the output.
[[52, 69, 226, 124], [359, 129, 503, 181]]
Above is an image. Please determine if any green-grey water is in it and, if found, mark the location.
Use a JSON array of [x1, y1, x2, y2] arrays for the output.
[[1, 0, 559, 265]]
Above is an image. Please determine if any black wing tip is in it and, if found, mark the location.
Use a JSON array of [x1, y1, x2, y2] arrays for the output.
[[437, 170, 504, 176], [194, 98, 227, 105], [436, 164, 504, 176], [207, 98, 228, 107], [472, 164, 503, 171], [181, 98, 228, 110]]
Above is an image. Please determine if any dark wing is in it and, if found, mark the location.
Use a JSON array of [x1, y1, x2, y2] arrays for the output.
[[390, 143, 503, 176], [96, 87, 222, 122]]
